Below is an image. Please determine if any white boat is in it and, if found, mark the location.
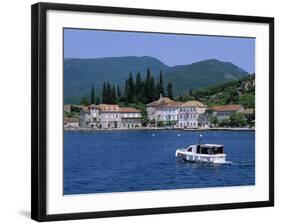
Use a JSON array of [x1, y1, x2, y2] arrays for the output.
[[175, 142, 226, 164]]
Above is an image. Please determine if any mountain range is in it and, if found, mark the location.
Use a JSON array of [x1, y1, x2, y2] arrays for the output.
[[64, 56, 250, 104]]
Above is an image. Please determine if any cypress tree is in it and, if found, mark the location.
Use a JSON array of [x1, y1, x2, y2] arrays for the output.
[[144, 69, 151, 103], [112, 85, 116, 103], [117, 85, 121, 98], [167, 82, 173, 100], [127, 72, 134, 103], [136, 72, 142, 98], [150, 76, 156, 101], [106, 82, 112, 103], [157, 70, 165, 97], [124, 79, 129, 103], [102, 82, 107, 103], [90, 85, 95, 104], [96, 97, 100, 105]]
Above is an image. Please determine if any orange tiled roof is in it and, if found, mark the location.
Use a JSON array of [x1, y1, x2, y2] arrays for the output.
[[146, 97, 174, 107], [162, 101, 183, 108], [208, 105, 243, 112], [119, 107, 141, 113], [181, 101, 206, 107], [98, 104, 120, 111]]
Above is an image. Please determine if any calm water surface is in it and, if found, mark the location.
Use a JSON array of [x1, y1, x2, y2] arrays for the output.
[[64, 130, 255, 195]]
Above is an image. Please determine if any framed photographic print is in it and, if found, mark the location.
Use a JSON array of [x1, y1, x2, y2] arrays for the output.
[[31, 2, 274, 222]]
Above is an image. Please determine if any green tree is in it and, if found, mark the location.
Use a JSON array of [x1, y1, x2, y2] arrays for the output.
[[208, 115, 218, 127], [135, 72, 143, 100], [156, 70, 165, 97], [102, 82, 107, 103], [80, 97, 90, 106], [167, 82, 173, 99], [96, 97, 100, 105], [141, 111, 148, 126], [229, 113, 247, 127], [125, 72, 135, 103], [143, 69, 151, 103], [143, 69, 156, 103], [106, 82, 112, 103], [112, 85, 116, 103], [226, 89, 239, 104], [150, 76, 156, 101], [90, 85, 95, 104], [117, 85, 121, 98], [239, 93, 255, 108], [219, 118, 230, 127]]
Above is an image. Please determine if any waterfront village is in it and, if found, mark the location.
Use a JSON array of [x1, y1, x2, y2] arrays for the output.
[[64, 94, 255, 131]]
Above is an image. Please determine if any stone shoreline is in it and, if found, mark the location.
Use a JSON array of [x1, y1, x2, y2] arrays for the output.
[[64, 127, 255, 132]]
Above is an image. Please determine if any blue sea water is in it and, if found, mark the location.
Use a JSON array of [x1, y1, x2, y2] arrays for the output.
[[63, 130, 255, 195]]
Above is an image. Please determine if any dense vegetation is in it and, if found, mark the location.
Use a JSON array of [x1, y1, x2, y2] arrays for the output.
[[82, 69, 173, 106], [177, 75, 255, 109], [208, 112, 254, 128], [64, 57, 249, 104]]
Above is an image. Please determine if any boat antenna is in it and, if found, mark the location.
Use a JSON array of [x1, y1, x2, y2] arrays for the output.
[[199, 134, 203, 145]]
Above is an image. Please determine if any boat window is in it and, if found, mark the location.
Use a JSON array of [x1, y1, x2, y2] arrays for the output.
[[212, 146, 224, 154], [200, 147, 210, 154], [197, 145, 214, 154], [187, 147, 192, 152]]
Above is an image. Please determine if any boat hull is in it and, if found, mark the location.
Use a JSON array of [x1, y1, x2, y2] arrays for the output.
[[175, 150, 226, 164]]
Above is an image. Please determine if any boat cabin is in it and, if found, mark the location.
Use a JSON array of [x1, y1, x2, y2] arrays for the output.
[[186, 144, 224, 155]]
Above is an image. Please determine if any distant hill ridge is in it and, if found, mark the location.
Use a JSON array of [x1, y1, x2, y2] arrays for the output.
[[64, 56, 249, 104]]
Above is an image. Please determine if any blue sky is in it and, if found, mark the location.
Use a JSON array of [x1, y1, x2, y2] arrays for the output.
[[64, 28, 255, 74]]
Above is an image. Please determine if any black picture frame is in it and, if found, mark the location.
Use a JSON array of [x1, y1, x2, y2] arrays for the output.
[[31, 2, 274, 222]]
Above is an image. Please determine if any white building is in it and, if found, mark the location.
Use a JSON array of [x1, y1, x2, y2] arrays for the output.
[[146, 95, 182, 125], [206, 105, 244, 122], [146, 95, 207, 128], [79, 105, 100, 128], [178, 101, 207, 128], [119, 108, 142, 128], [79, 104, 142, 129], [98, 104, 122, 129]]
